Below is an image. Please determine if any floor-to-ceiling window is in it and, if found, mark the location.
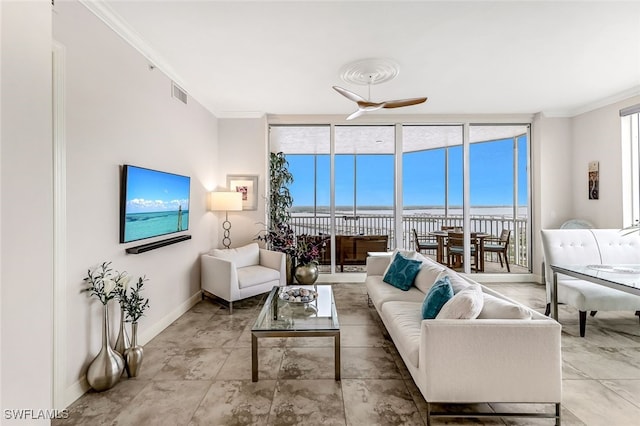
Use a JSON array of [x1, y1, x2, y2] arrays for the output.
[[622, 105, 640, 227], [271, 122, 531, 274], [469, 125, 530, 272]]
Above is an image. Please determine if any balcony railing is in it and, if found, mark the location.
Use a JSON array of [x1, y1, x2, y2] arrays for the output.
[[290, 213, 529, 269]]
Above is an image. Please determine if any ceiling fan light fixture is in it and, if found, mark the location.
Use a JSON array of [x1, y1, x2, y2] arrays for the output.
[[333, 58, 427, 120], [339, 58, 400, 86]]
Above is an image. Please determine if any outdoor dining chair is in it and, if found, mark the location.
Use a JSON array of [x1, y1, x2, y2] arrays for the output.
[[446, 231, 479, 271], [483, 229, 511, 272], [412, 229, 438, 254]]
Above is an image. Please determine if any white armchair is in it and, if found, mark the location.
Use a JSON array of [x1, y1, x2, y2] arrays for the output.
[[201, 242, 286, 313]]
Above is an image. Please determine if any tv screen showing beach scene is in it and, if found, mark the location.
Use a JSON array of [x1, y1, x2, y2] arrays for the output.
[[120, 165, 191, 243]]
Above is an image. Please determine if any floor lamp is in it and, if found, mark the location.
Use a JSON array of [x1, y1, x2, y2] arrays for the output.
[[210, 191, 243, 249]]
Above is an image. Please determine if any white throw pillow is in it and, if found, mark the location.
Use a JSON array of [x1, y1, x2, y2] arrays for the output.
[[413, 262, 447, 294], [477, 293, 533, 320], [383, 249, 420, 278], [447, 273, 473, 294], [210, 242, 260, 268], [436, 283, 484, 319]]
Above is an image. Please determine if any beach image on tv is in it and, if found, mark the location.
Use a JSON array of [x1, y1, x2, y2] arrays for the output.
[[123, 166, 190, 243]]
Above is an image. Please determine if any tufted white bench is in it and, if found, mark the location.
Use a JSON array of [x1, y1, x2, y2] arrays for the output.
[[541, 229, 640, 336]]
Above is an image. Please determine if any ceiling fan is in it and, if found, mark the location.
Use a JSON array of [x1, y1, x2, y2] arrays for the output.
[[333, 85, 428, 120], [333, 58, 427, 120]]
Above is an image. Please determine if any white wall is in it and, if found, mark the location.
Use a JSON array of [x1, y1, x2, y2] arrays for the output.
[[53, 1, 217, 406], [570, 95, 640, 228], [530, 114, 572, 276], [1, 0, 54, 421], [216, 118, 268, 247]]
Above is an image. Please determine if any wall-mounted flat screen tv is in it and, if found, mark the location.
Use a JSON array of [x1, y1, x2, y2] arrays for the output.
[[120, 165, 191, 243]]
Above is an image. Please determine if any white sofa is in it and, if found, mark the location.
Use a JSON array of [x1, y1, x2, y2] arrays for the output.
[[366, 252, 562, 425], [201, 242, 286, 313], [541, 228, 640, 336]]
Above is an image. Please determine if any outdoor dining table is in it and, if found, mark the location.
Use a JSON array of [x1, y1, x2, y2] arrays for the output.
[[428, 230, 489, 272]]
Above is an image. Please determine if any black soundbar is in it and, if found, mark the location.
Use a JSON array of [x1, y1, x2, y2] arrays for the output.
[[125, 234, 192, 254]]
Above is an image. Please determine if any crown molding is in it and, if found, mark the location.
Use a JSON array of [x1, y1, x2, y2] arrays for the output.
[[78, 1, 191, 102], [216, 111, 266, 119], [543, 85, 640, 118]]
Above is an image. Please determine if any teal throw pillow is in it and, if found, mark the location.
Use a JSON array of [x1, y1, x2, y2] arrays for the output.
[[383, 253, 422, 291], [422, 275, 454, 319]]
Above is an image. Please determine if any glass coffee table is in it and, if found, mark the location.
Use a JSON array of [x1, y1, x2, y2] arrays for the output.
[[251, 284, 340, 382]]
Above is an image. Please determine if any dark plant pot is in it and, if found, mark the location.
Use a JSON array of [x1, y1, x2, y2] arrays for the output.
[[286, 255, 295, 285]]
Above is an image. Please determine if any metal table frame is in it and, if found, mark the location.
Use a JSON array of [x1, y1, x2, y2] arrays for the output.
[[251, 285, 340, 382]]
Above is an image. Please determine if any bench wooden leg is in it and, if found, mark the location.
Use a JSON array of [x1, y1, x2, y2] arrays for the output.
[[579, 310, 587, 337]]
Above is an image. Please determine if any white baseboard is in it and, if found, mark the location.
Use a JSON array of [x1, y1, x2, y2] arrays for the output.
[[138, 291, 202, 346], [469, 273, 541, 284], [62, 292, 202, 408]]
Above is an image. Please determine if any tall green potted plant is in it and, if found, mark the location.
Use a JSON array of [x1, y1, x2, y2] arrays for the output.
[[269, 151, 293, 226], [259, 152, 295, 283]]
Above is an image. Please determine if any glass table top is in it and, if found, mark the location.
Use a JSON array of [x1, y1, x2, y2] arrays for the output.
[[551, 264, 640, 293], [252, 285, 340, 332]]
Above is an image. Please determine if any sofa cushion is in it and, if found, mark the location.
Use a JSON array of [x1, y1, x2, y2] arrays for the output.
[[237, 265, 280, 289], [383, 253, 422, 291], [477, 293, 533, 319], [380, 301, 423, 368], [422, 276, 454, 319], [211, 242, 260, 268], [413, 258, 447, 294], [366, 276, 425, 310], [436, 283, 484, 319]]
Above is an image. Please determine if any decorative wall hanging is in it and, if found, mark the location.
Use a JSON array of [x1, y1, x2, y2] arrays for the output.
[[588, 161, 599, 200], [227, 174, 259, 210]]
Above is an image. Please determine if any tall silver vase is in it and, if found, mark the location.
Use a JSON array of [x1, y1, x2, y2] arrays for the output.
[[87, 304, 125, 392], [114, 307, 127, 356], [124, 322, 144, 378]]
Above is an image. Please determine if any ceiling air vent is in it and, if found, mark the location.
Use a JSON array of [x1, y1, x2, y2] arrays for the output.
[[172, 82, 188, 104]]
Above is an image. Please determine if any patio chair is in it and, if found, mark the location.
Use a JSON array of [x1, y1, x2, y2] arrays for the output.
[[483, 229, 511, 272], [447, 231, 479, 271], [412, 229, 437, 254]]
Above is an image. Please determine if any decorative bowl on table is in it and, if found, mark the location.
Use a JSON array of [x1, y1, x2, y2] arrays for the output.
[[279, 287, 318, 304]]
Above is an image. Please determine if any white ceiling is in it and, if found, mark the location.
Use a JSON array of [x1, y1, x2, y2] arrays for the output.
[[87, 1, 640, 118]]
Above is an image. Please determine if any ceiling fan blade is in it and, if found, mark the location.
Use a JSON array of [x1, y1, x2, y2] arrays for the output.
[[333, 86, 366, 103], [382, 97, 428, 109], [346, 109, 366, 120], [356, 100, 386, 111]]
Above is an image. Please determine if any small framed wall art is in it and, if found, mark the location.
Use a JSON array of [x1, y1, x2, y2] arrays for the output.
[[227, 174, 258, 210], [588, 161, 599, 200]]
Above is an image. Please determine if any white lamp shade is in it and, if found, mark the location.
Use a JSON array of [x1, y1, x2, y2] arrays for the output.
[[210, 191, 243, 212]]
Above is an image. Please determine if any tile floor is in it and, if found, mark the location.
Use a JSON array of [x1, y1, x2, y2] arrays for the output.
[[54, 282, 640, 426]]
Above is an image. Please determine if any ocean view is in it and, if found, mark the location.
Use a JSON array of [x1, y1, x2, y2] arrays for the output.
[[291, 205, 528, 218], [124, 210, 189, 242]]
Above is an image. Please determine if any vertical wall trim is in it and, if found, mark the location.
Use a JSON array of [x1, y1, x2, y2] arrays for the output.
[[463, 123, 471, 273], [394, 124, 403, 249], [52, 42, 67, 409], [329, 124, 336, 273]]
